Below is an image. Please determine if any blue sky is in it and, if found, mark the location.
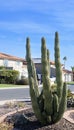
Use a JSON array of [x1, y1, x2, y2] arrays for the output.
[[0, 0, 74, 70]]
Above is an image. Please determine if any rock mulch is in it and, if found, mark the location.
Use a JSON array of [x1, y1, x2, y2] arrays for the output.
[[4, 108, 74, 130], [0, 101, 74, 130], [0, 101, 30, 116]]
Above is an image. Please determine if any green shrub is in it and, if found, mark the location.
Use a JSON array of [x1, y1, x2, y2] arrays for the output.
[[0, 78, 6, 84], [0, 70, 19, 84], [67, 89, 73, 98]]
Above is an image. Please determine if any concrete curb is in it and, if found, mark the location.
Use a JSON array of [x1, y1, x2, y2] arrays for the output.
[[0, 98, 31, 105], [0, 86, 29, 90], [0, 84, 42, 90]]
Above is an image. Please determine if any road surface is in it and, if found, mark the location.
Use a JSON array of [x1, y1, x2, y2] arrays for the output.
[[0, 85, 42, 101], [0, 84, 73, 102]]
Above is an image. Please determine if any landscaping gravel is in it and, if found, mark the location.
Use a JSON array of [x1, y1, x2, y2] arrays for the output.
[[4, 108, 74, 130], [0, 101, 74, 130]]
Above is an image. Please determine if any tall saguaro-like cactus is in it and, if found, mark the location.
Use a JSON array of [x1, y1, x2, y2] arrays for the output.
[[26, 32, 67, 125]]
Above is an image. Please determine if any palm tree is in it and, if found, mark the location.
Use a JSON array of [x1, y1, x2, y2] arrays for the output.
[[71, 66, 74, 72], [63, 56, 67, 69]]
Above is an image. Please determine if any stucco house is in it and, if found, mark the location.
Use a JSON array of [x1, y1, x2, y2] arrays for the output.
[[0, 53, 73, 82], [62, 69, 73, 82], [0, 52, 28, 79]]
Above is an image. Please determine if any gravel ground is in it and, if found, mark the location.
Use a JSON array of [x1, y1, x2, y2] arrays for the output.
[[0, 101, 30, 116], [4, 108, 74, 130], [0, 101, 74, 130]]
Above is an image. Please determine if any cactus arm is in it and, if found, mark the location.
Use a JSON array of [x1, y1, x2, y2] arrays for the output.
[[30, 77, 43, 122], [41, 37, 53, 115], [26, 37, 39, 97], [53, 82, 67, 123], [47, 49, 50, 77], [41, 38, 50, 80], [54, 32, 63, 100], [26, 38, 32, 80], [26, 38, 48, 124], [31, 60, 39, 96], [57, 83, 67, 120], [30, 77, 51, 125], [53, 94, 59, 113]]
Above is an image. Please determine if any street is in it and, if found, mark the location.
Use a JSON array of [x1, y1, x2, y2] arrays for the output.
[[0, 86, 30, 101], [0, 85, 42, 101], [0, 84, 73, 101]]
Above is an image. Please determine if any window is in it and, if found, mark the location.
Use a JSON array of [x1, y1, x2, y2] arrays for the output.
[[3, 59, 8, 67], [16, 61, 21, 66], [5, 67, 13, 70]]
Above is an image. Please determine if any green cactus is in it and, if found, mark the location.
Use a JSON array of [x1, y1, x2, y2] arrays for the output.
[[26, 32, 67, 125]]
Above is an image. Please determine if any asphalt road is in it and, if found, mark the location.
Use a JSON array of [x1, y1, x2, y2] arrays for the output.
[[0, 86, 30, 101], [0, 84, 73, 101], [0, 85, 42, 101]]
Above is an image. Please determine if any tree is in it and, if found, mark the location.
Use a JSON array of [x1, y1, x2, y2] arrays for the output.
[[71, 66, 74, 72], [63, 56, 67, 69], [71, 66, 74, 81]]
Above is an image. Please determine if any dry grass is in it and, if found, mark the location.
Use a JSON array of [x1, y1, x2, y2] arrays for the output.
[[0, 123, 13, 130]]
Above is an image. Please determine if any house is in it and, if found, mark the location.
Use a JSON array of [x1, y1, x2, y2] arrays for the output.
[[33, 58, 73, 83], [0, 52, 28, 79], [62, 69, 73, 82], [0, 53, 72, 82]]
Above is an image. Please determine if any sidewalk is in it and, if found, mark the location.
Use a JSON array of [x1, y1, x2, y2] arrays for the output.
[[0, 85, 29, 90], [0, 84, 42, 90]]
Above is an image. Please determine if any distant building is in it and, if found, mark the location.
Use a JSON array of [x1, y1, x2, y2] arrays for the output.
[[0, 52, 28, 79], [0, 53, 72, 82], [62, 69, 73, 82], [33, 58, 73, 83]]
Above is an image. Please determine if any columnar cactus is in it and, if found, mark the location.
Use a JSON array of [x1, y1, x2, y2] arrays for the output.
[[26, 32, 67, 125]]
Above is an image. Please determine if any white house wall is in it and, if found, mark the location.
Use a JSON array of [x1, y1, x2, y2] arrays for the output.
[[0, 59, 28, 79], [62, 72, 72, 82], [0, 59, 4, 66]]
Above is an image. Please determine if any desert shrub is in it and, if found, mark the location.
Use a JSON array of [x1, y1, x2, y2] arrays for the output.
[[67, 97, 74, 107], [67, 89, 74, 107]]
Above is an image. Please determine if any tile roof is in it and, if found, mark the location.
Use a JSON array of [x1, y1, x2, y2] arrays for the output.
[[32, 58, 63, 66], [32, 58, 55, 64], [0, 52, 25, 62], [63, 69, 72, 74]]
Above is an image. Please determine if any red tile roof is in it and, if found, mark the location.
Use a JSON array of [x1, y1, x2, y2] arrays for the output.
[[0, 52, 25, 62]]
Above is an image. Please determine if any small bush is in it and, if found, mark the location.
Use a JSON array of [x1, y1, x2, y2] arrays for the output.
[[0, 78, 6, 84], [16, 78, 29, 85], [67, 89, 73, 98], [67, 97, 74, 107], [0, 70, 19, 84]]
